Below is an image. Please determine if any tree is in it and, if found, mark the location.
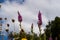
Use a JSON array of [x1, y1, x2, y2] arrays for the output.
[[45, 16, 60, 40]]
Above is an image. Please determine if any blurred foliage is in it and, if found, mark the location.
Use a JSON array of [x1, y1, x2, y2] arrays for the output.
[[11, 31, 46, 40], [8, 17, 60, 40], [45, 16, 60, 40]]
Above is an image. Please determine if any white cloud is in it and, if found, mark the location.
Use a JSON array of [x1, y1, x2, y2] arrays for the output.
[[2, 0, 59, 35]]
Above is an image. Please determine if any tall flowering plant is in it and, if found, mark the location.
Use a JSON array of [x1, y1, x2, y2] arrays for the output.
[[37, 11, 42, 40], [18, 11, 22, 29], [38, 11, 42, 27], [31, 23, 34, 40], [18, 11, 22, 23]]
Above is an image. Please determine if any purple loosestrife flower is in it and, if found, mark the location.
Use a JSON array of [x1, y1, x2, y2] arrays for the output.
[[18, 11, 22, 22], [38, 11, 42, 26]]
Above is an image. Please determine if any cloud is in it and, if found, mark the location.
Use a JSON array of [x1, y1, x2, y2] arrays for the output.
[[0, 0, 53, 35], [25, 0, 60, 20]]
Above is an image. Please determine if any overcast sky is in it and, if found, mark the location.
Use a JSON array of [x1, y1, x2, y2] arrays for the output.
[[0, 0, 60, 35]]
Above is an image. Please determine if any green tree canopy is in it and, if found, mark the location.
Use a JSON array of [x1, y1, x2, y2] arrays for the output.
[[45, 16, 60, 40]]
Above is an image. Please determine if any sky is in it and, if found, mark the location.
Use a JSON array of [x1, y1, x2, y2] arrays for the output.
[[0, 0, 60, 35]]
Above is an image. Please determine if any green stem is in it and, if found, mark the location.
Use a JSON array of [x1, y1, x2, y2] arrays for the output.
[[20, 22, 21, 29], [39, 26, 41, 40], [44, 33, 46, 40]]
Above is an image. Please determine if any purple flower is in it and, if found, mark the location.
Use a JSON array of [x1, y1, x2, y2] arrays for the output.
[[18, 11, 22, 22], [49, 37, 53, 40], [38, 11, 42, 25]]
